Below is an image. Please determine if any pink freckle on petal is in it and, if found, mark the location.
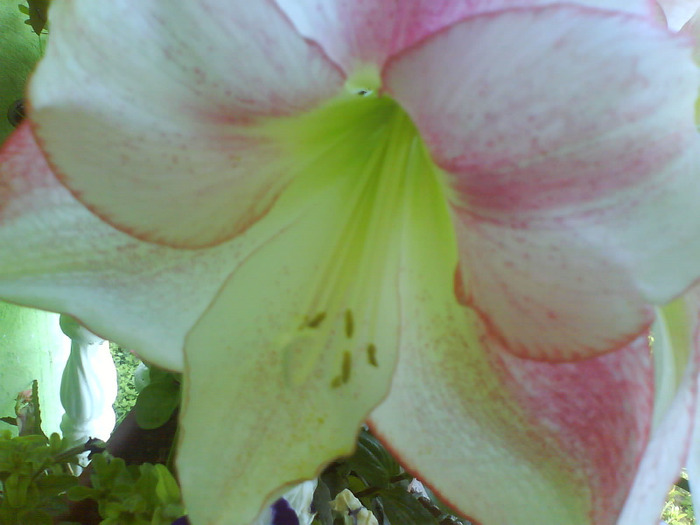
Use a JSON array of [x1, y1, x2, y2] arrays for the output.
[[192, 66, 206, 84]]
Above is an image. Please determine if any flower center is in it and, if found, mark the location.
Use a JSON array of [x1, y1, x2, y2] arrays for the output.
[[263, 90, 455, 388]]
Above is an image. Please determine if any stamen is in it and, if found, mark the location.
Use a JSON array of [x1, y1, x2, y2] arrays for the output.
[[345, 309, 354, 339], [330, 350, 354, 388], [305, 312, 327, 329], [341, 350, 352, 383], [270, 84, 452, 392], [366, 343, 378, 367]]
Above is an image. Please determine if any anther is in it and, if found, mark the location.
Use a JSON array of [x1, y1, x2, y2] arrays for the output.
[[341, 351, 352, 383], [304, 312, 326, 329], [366, 344, 378, 367], [345, 309, 354, 339]]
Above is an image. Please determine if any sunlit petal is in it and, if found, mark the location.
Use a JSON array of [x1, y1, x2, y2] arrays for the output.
[[276, 0, 656, 74], [368, 195, 661, 524], [618, 293, 700, 524], [177, 93, 453, 524], [384, 5, 700, 359], [29, 0, 345, 248], [0, 123, 261, 370]]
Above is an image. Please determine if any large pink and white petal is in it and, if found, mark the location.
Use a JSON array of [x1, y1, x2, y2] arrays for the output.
[[368, 193, 694, 525], [275, 0, 656, 75], [0, 123, 265, 370], [384, 5, 700, 360], [619, 294, 700, 524], [29, 0, 345, 248]]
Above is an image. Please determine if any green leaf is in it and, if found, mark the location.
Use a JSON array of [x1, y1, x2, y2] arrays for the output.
[[66, 485, 97, 501], [378, 486, 437, 525], [134, 379, 180, 430], [346, 429, 401, 489], [320, 462, 351, 500], [15, 380, 47, 438], [17, 508, 53, 525], [675, 477, 691, 493], [312, 479, 334, 525], [21, 0, 49, 36], [35, 473, 79, 496], [48, 432, 62, 452], [154, 464, 181, 504], [4, 472, 31, 508]]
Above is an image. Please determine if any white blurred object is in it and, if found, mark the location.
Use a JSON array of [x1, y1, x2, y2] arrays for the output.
[[656, 0, 699, 30], [408, 478, 429, 498], [59, 315, 117, 468], [331, 488, 379, 525]]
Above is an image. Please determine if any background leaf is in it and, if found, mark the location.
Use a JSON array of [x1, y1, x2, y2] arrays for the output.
[[20, 0, 49, 36], [134, 379, 180, 430], [378, 486, 437, 525], [346, 429, 401, 488]]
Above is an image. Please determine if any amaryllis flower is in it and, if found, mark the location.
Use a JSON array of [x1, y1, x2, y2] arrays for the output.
[[1, 1, 700, 524]]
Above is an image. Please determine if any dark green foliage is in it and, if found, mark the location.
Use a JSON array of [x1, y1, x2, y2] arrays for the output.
[[312, 479, 334, 525], [68, 453, 185, 525], [314, 428, 470, 525], [378, 486, 437, 525], [110, 344, 141, 423], [347, 429, 402, 489], [133, 368, 180, 430], [0, 431, 80, 524], [17, 0, 49, 36]]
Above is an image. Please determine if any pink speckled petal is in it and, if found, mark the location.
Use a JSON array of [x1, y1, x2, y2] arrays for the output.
[[30, 0, 344, 248], [385, 5, 700, 360], [0, 123, 271, 371], [367, 193, 684, 525], [619, 293, 700, 524], [275, 0, 656, 74]]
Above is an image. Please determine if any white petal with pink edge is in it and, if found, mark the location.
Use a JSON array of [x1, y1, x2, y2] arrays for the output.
[[617, 292, 700, 524], [367, 176, 670, 525], [384, 5, 700, 360], [0, 123, 268, 371], [29, 0, 345, 248], [275, 0, 657, 74]]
